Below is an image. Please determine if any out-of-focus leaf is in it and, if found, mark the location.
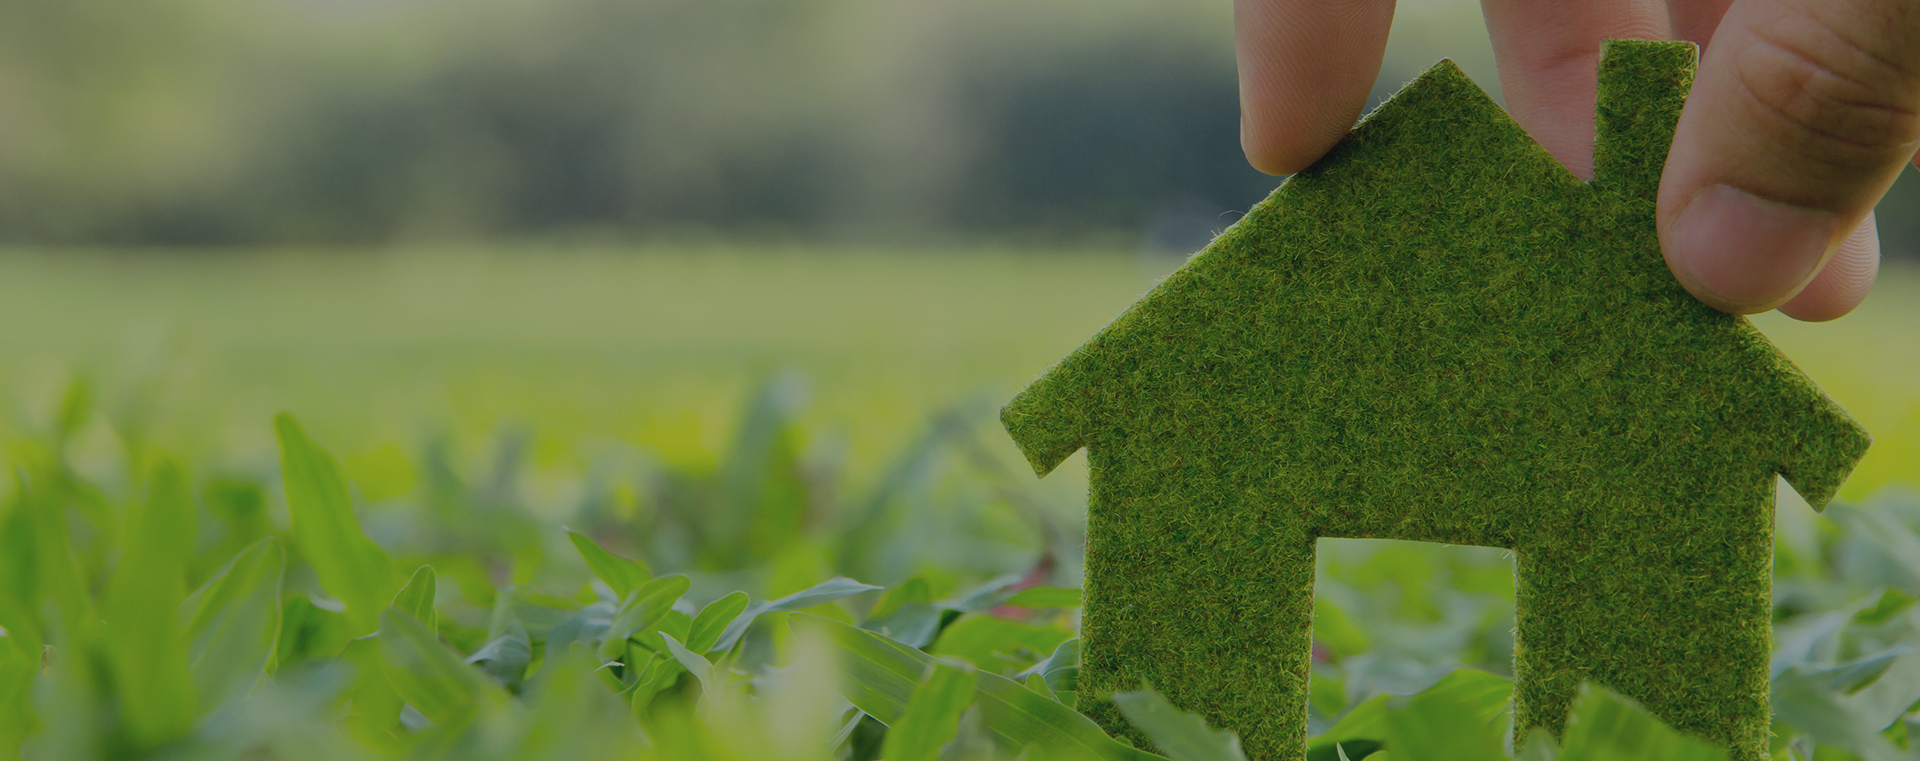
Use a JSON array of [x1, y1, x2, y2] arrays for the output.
[[712, 576, 882, 654], [1773, 677, 1910, 761], [930, 615, 1073, 673], [1003, 586, 1082, 609], [466, 589, 531, 690], [1017, 638, 1080, 694], [1314, 597, 1372, 658], [277, 594, 351, 667], [390, 565, 437, 632], [547, 601, 615, 654], [1558, 684, 1728, 761], [1853, 588, 1917, 625], [0, 656, 34, 758], [276, 413, 401, 635], [102, 459, 198, 748], [659, 633, 719, 702], [1772, 611, 1852, 678], [1517, 728, 1560, 761], [883, 659, 980, 761], [1846, 652, 1920, 731], [1310, 670, 1511, 759], [340, 633, 406, 750], [515, 639, 645, 759], [598, 575, 690, 661], [687, 591, 749, 654], [803, 613, 1166, 760], [946, 574, 1026, 614], [568, 531, 651, 599], [1113, 687, 1248, 761], [181, 537, 285, 706], [1381, 675, 1507, 761], [869, 577, 934, 622], [378, 608, 499, 727]]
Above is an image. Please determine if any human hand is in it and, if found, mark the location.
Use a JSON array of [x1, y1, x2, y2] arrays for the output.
[[1234, 0, 1920, 321]]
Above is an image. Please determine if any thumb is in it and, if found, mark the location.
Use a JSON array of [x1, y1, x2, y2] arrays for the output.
[[1657, 0, 1920, 317]]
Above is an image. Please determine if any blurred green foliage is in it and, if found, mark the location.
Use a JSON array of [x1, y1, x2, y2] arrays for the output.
[[13, 0, 1908, 251], [0, 251, 1916, 758]]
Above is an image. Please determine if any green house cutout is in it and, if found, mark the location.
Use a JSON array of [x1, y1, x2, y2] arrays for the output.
[[1001, 40, 1869, 761]]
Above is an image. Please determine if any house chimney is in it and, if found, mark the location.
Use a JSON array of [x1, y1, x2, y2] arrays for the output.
[[1592, 39, 1699, 203]]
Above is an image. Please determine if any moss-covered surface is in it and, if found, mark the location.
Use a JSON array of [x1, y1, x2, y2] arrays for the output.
[[1001, 40, 1869, 761]]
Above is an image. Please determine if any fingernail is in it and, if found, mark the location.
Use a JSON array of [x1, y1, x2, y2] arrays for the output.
[[1667, 184, 1840, 312]]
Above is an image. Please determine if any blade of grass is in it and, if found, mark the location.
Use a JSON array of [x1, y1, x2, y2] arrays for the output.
[[713, 577, 881, 654], [102, 459, 198, 748], [882, 659, 979, 761], [391, 566, 437, 632], [687, 591, 749, 654], [598, 575, 691, 662], [378, 608, 499, 726], [181, 537, 285, 707], [568, 531, 651, 599], [276, 413, 400, 635]]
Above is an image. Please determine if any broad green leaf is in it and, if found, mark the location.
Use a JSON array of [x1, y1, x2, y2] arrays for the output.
[[930, 615, 1073, 672], [1003, 586, 1083, 609], [102, 459, 198, 749], [802, 613, 1166, 760], [567, 531, 651, 599], [1310, 670, 1511, 758], [1313, 597, 1372, 658], [340, 634, 405, 750], [882, 660, 979, 761], [378, 608, 499, 726], [687, 591, 750, 654], [598, 575, 690, 661], [391, 565, 437, 632], [276, 413, 401, 635], [632, 610, 692, 654], [0, 656, 33, 759], [181, 537, 285, 706], [468, 590, 531, 690], [1558, 684, 1728, 761], [868, 577, 934, 623], [1382, 677, 1507, 761], [712, 576, 882, 654], [277, 594, 351, 667], [1113, 687, 1249, 761], [659, 633, 719, 702], [1846, 651, 1920, 731], [1771, 679, 1907, 761], [1016, 638, 1080, 694]]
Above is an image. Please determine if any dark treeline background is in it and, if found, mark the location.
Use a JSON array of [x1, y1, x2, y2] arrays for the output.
[[1, 0, 1914, 252]]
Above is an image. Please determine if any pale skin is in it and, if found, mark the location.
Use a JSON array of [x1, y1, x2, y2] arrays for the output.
[[1236, 0, 1920, 321]]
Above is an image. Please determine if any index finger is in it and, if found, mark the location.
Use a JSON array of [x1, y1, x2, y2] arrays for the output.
[[1236, 0, 1399, 176]]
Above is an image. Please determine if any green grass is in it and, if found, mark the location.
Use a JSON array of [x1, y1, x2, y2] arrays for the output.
[[0, 247, 1917, 760]]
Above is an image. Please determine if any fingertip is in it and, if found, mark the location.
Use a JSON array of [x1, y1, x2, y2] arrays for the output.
[[1660, 184, 1840, 314], [1777, 215, 1881, 322], [1234, 0, 1395, 176]]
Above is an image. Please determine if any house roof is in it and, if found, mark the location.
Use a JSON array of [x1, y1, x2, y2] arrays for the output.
[[1001, 40, 1868, 510]]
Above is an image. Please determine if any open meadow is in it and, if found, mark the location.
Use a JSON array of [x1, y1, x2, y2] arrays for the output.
[[2, 247, 1918, 760]]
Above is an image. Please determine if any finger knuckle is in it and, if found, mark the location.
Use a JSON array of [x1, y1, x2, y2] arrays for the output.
[[1733, 12, 1920, 173]]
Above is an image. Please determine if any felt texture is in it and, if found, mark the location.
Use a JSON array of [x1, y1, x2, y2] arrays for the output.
[[1001, 40, 1869, 761]]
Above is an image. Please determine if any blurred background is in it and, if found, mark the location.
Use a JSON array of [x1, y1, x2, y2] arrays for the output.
[[0, 0, 1914, 477], [4, 3, 1919, 754], [6, 0, 1913, 249]]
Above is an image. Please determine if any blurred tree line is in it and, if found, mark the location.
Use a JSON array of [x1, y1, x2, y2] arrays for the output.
[[0, 0, 1913, 252]]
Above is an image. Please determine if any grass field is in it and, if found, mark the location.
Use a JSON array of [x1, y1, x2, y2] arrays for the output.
[[2, 247, 1918, 760]]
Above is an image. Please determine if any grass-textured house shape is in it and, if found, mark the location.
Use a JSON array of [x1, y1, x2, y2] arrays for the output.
[[1001, 40, 1869, 761]]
